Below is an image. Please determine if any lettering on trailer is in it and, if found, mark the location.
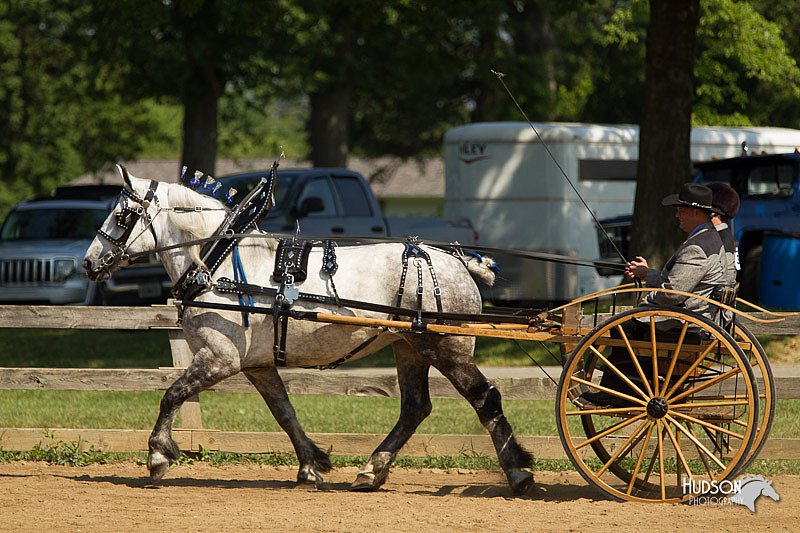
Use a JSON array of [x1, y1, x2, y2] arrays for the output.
[[459, 143, 489, 164]]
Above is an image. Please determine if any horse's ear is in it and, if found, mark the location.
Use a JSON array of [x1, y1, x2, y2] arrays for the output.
[[116, 164, 133, 189]]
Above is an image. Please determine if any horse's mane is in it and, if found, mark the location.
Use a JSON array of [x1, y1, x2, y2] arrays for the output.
[[164, 182, 228, 238], [738, 475, 770, 486], [161, 182, 229, 267]]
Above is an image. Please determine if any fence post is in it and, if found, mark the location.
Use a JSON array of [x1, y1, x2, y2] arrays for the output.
[[167, 330, 203, 429]]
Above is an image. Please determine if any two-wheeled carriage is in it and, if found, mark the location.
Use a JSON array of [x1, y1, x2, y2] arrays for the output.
[[82, 163, 782, 504], [270, 281, 777, 503]]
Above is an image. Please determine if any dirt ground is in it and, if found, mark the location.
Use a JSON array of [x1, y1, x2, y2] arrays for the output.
[[0, 462, 795, 532]]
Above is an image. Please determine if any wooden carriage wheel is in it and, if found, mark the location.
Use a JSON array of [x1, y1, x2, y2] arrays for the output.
[[556, 307, 758, 503], [730, 323, 775, 477]]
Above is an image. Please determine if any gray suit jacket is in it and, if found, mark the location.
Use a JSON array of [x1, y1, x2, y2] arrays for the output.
[[642, 221, 726, 323]]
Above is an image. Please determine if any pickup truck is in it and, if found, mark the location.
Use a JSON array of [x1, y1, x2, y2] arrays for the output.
[[597, 151, 800, 301], [218, 168, 477, 244], [693, 152, 800, 300]]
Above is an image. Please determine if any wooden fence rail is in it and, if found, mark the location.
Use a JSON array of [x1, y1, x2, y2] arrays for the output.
[[1, 305, 799, 459]]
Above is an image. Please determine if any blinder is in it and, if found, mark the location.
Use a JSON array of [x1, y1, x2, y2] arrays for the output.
[[94, 181, 160, 274]]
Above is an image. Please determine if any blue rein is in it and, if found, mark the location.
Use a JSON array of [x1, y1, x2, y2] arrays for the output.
[[232, 244, 254, 327]]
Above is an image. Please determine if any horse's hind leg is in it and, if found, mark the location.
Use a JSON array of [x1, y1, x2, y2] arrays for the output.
[[242, 366, 332, 485], [351, 340, 432, 491], [409, 335, 535, 495], [148, 346, 239, 481]]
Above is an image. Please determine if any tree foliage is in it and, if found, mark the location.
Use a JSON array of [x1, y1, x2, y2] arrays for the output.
[[82, 0, 285, 174], [0, 1, 160, 214], [2, 0, 800, 220]]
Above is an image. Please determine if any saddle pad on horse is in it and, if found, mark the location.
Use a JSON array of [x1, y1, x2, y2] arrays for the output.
[[273, 239, 313, 283]]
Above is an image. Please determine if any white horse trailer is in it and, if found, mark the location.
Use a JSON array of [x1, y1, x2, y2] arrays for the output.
[[444, 122, 800, 304]]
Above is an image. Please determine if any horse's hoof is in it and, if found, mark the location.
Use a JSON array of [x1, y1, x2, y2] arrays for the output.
[[350, 471, 379, 492], [147, 451, 170, 482], [296, 466, 323, 487], [507, 468, 535, 496]]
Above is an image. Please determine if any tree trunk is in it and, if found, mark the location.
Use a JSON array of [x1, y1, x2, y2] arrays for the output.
[[309, 89, 351, 167], [180, 71, 219, 178], [512, 0, 557, 121], [630, 0, 700, 267]]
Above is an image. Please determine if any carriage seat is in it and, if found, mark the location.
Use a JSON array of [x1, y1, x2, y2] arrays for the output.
[[711, 282, 739, 307]]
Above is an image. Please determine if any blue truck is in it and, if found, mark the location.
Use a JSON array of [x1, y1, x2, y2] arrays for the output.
[[693, 151, 800, 301], [599, 151, 800, 302]]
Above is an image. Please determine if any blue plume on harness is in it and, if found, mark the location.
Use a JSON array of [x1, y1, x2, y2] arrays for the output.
[[467, 251, 500, 273]]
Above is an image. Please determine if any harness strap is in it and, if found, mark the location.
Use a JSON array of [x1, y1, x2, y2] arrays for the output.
[[214, 277, 538, 325], [322, 240, 341, 305], [395, 241, 443, 324], [305, 333, 384, 370], [233, 244, 253, 327], [97, 181, 159, 260]]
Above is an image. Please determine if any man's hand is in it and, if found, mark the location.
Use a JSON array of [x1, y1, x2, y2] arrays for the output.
[[625, 256, 649, 280]]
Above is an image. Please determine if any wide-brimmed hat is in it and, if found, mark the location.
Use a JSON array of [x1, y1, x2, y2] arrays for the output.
[[706, 181, 740, 219], [661, 183, 714, 210]]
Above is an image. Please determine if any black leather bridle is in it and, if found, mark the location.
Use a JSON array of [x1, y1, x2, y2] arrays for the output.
[[93, 181, 160, 277]]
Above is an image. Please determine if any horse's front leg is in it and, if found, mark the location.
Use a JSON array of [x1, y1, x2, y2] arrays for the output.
[[148, 346, 239, 481], [242, 366, 332, 486]]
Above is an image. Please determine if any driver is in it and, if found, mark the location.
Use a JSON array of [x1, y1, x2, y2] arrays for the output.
[[581, 183, 727, 407]]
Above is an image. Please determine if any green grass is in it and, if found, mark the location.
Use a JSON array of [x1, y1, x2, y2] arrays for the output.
[[0, 329, 172, 368], [0, 390, 558, 435], [0, 329, 558, 368], [2, 389, 799, 439], [1, 329, 799, 473]]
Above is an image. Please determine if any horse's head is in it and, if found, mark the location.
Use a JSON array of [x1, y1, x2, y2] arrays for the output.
[[762, 480, 781, 502], [83, 164, 161, 281]]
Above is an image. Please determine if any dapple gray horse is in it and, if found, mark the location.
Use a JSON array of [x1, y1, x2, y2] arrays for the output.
[[83, 165, 534, 494]]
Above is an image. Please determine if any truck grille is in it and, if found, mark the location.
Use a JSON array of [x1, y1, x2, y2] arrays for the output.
[[0, 259, 54, 284]]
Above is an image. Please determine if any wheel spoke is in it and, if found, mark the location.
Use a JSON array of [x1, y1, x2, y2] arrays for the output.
[[650, 317, 659, 397], [663, 419, 694, 485], [589, 345, 650, 401], [595, 418, 651, 477], [669, 400, 749, 409], [657, 420, 666, 500], [567, 406, 647, 416], [668, 367, 742, 404], [665, 414, 726, 470], [684, 421, 716, 480], [661, 322, 689, 391], [575, 411, 649, 450], [627, 421, 656, 495], [616, 324, 654, 397], [663, 339, 719, 399], [570, 375, 648, 406], [669, 410, 744, 440]]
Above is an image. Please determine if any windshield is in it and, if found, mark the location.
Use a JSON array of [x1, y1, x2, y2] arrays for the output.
[[697, 161, 796, 198], [0, 207, 109, 241]]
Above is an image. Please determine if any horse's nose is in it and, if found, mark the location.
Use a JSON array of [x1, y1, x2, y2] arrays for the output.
[[82, 258, 93, 272]]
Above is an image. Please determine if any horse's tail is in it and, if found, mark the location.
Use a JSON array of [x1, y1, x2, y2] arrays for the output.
[[464, 252, 498, 287]]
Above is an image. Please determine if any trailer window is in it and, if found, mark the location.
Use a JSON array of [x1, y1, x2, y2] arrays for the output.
[[578, 160, 638, 181]]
